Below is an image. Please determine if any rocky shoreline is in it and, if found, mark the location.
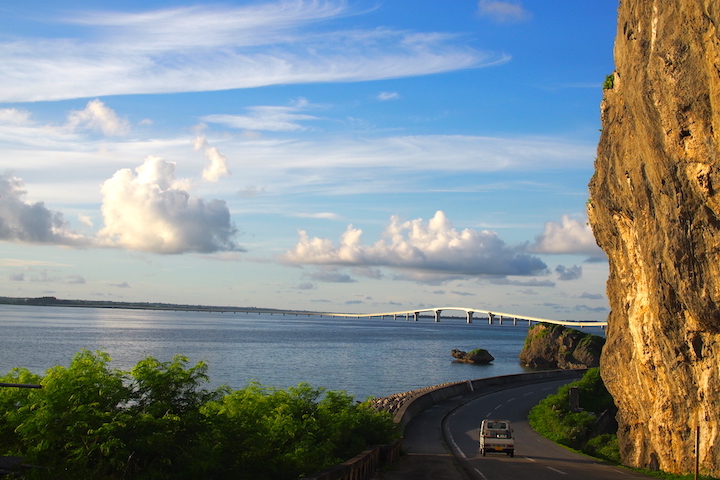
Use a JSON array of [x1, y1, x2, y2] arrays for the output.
[[370, 381, 463, 416]]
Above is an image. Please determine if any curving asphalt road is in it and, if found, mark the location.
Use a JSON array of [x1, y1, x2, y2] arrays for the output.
[[443, 378, 654, 480]]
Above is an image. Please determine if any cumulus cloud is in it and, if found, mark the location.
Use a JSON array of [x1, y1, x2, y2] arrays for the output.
[[97, 156, 240, 254], [66, 99, 129, 136], [477, 0, 532, 23], [282, 211, 547, 276], [530, 215, 604, 256], [0, 108, 32, 125], [556, 264, 582, 281], [0, 173, 90, 246], [192, 136, 231, 182]]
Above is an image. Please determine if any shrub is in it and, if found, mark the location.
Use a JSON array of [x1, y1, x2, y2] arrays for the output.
[[528, 368, 617, 453], [0, 350, 399, 480]]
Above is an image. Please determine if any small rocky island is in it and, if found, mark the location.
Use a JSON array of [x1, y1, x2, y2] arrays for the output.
[[519, 322, 604, 369], [451, 348, 494, 364]]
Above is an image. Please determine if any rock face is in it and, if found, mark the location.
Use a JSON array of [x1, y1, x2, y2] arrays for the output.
[[450, 348, 494, 364], [519, 323, 603, 369], [588, 1, 720, 475]]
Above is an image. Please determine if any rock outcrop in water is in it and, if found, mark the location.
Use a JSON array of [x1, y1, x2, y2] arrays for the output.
[[450, 348, 494, 364], [588, 0, 720, 475], [519, 323, 603, 369]]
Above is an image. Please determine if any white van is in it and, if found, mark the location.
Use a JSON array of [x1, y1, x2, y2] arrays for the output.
[[478, 419, 514, 457]]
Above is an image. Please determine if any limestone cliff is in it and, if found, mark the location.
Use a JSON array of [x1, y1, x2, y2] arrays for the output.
[[588, 0, 720, 475], [519, 323, 603, 369]]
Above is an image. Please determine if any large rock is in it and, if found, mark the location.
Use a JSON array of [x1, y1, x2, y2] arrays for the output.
[[588, 1, 720, 475], [451, 348, 494, 364], [519, 323, 603, 369]]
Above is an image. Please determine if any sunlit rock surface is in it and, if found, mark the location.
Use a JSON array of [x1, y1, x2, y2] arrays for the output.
[[588, 0, 720, 475], [519, 323, 603, 369]]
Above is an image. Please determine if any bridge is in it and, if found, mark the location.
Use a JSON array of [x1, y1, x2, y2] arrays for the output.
[[316, 306, 607, 328]]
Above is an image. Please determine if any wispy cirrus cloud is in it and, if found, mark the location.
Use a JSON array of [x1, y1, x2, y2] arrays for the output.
[[1, 1, 506, 102], [201, 99, 319, 132], [477, 0, 532, 23]]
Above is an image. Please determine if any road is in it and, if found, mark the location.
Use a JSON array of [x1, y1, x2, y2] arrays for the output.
[[443, 379, 653, 480]]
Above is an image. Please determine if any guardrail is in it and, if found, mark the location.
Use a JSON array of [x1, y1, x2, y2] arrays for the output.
[[301, 369, 585, 480]]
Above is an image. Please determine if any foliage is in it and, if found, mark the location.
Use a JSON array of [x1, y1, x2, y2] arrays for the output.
[[468, 348, 488, 356], [0, 350, 399, 480], [529, 368, 617, 452], [583, 434, 620, 463], [603, 73, 615, 90]]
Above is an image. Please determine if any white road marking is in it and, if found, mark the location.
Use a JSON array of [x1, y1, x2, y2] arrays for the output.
[[524, 456, 536, 462], [547, 466, 567, 474], [474, 468, 489, 480], [507, 397, 516, 402], [523, 392, 534, 396], [446, 431, 467, 459]]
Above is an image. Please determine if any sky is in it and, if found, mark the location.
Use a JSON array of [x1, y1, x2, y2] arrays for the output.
[[0, 0, 618, 321]]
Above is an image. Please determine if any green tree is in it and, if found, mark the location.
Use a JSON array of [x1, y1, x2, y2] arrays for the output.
[[13, 350, 130, 479]]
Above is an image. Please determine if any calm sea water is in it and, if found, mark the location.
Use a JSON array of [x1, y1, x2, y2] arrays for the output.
[[0, 305, 605, 401]]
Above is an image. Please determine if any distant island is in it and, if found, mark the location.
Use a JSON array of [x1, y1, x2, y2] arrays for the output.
[[0, 295, 321, 316]]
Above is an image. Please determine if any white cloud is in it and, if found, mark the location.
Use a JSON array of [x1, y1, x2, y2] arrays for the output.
[[294, 212, 343, 220], [201, 104, 318, 132], [66, 99, 129, 136], [377, 91, 399, 101], [477, 0, 531, 23], [1, 2, 503, 102], [192, 136, 231, 182], [0, 108, 32, 125], [530, 215, 604, 256], [0, 173, 90, 246], [97, 156, 241, 254], [282, 210, 547, 276]]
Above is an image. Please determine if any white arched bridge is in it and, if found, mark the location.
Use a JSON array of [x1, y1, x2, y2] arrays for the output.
[[317, 306, 607, 328]]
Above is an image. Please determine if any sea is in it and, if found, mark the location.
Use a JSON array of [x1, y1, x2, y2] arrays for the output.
[[0, 305, 606, 401]]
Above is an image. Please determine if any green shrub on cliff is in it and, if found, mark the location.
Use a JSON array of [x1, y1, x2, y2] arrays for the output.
[[0, 350, 399, 480], [528, 368, 618, 459]]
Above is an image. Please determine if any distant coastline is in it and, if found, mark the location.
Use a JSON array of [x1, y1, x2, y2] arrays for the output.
[[0, 295, 322, 316]]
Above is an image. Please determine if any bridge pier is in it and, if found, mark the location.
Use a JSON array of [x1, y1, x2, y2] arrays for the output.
[[488, 313, 494, 325], [499, 315, 503, 325], [434, 310, 441, 322], [466, 311, 473, 324], [513, 317, 517, 325], [393, 314, 397, 321], [413, 311, 420, 321]]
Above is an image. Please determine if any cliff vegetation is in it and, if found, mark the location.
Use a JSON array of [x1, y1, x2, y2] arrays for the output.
[[529, 369, 618, 463]]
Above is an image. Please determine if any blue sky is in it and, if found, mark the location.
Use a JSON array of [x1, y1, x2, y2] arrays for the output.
[[0, 0, 617, 321]]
